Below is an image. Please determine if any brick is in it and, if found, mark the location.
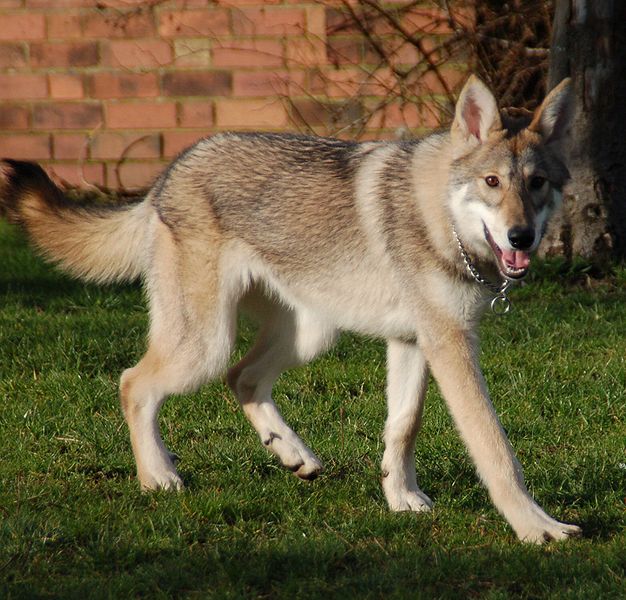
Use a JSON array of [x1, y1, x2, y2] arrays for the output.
[[0, 74, 47, 99], [0, 42, 27, 68], [102, 40, 172, 69], [360, 130, 396, 141], [310, 68, 365, 98], [388, 40, 421, 67], [0, 134, 51, 159], [215, 98, 288, 129], [165, 0, 208, 6], [403, 8, 454, 35], [418, 67, 466, 94], [0, 105, 30, 130], [363, 38, 384, 65], [367, 15, 401, 36], [90, 132, 161, 160], [0, 1, 24, 7], [232, 70, 306, 97], [174, 39, 211, 68], [368, 100, 440, 130], [215, 0, 281, 5], [418, 102, 445, 129], [306, 5, 326, 38], [449, 4, 476, 29], [325, 8, 360, 35], [163, 131, 204, 158], [107, 161, 165, 190], [178, 101, 214, 128], [53, 133, 89, 159], [291, 98, 328, 127], [47, 14, 83, 39], [212, 40, 283, 68], [66, 0, 143, 6], [26, 0, 97, 6], [30, 42, 98, 68], [291, 98, 361, 129], [332, 67, 396, 97], [49, 162, 105, 188], [106, 101, 177, 129], [327, 36, 363, 66], [82, 11, 155, 38], [285, 37, 326, 67], [0, 14, 45, 41], [49, 74, 84, 99], [33, 103, 102, 129], [162, 71, 231, 97], [363, 36, 425, 68], [232, 7, 306, 36], [88, 72, 159, 99], [159, 9, 230, 37]]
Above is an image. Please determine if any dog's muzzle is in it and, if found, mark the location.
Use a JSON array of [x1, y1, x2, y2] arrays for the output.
[[484, 224, 531, 280]]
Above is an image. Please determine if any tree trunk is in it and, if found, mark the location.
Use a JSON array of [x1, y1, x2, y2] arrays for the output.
[[541, 0, 626, 261]]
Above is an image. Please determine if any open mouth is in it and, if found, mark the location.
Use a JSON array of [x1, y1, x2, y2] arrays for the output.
[[484, 224, 530, 280]]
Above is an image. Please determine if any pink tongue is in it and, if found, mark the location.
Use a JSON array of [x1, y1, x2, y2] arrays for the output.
[[502, 250, 530, 269]]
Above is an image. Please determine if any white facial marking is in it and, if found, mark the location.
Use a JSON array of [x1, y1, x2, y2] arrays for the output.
[[450, 183, 501, 254]]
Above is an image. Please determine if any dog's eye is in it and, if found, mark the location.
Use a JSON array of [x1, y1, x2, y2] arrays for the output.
[[530, 176, 546, 190], [485, 175, 500, 187]]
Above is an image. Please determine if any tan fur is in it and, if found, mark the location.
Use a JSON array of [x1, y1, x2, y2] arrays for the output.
[[0, 163, 151, 284], [0, 76, 581, 543], [27, 200, 150, 284]]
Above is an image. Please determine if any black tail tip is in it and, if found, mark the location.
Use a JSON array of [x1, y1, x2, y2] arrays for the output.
[[0, 159, 16, 185], [0, 159, 59, 221], [1, 158, 50, 186]]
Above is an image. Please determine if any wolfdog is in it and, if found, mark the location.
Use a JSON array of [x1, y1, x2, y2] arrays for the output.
[[0, 75, 580, 542]]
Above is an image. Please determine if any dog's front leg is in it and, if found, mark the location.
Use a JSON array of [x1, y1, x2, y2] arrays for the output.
[[381, 339, 433, 512], [419, 323, 581, 543]]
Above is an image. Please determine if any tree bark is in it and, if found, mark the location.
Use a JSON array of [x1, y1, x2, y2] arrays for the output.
[[541, 0, 626, 261]]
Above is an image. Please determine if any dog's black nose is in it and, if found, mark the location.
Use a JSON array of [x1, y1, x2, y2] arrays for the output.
[[508, 226, 535, 250]]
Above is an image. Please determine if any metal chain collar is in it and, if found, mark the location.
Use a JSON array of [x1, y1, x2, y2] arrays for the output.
[[451, 223, 513, 315]]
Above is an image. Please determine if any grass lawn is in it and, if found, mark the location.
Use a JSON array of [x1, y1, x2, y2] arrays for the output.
[[0, 219, 625, 598]]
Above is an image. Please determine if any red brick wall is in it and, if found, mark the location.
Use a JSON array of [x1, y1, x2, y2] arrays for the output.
[[0, 0, 463, 190]]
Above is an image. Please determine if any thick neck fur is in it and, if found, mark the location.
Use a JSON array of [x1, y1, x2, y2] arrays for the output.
[[408, 133, 480, 282]]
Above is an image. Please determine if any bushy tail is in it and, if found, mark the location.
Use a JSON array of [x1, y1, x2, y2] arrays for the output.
[[0, 159, 151, 284]]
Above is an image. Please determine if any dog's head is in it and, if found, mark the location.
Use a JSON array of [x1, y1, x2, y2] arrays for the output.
[[448, 75, 573, 280]]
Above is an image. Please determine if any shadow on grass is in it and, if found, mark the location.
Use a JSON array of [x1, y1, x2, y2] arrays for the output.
[[0, 277, 140, 308], [3, 528, 624, 598], [1, 276, 93, 299], [2, 442, 623, 597]]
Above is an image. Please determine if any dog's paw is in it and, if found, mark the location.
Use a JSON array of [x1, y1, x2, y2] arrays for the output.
[[262, 430, 323, 480], [140, 470, 184, 491], [292, 456, 324, 481], [138, 455, 184, 491], [383, 479, 433, 513], [515, 515, 582, 544]]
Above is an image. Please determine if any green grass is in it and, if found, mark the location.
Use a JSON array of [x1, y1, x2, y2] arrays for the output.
[[0, 220, 624, 598]]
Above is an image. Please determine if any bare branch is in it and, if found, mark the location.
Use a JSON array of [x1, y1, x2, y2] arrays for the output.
[[359, 0, 456, 104]]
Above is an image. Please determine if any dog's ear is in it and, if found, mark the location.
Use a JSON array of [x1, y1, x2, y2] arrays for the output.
[[451, 75, 502, 152], [529, 78, 573, 154]]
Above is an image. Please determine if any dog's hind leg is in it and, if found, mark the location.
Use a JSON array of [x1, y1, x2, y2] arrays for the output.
[[228, 300, 336, 480], [120, 345, 206, 491], [120, 220, 237, 491], [381, 339, 433, 512]]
